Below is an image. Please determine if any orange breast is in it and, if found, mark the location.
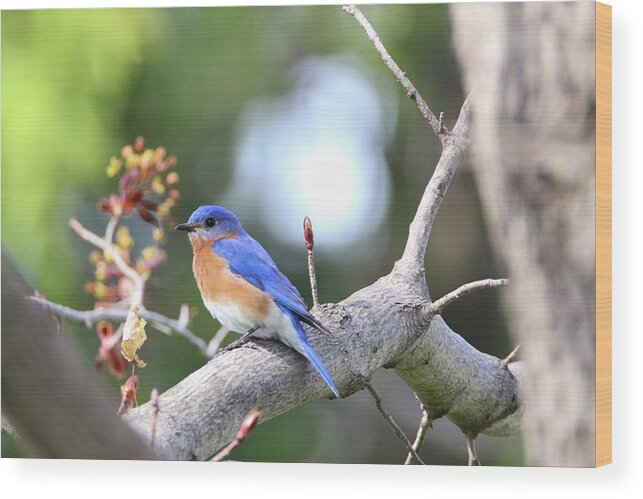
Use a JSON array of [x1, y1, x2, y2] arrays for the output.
[[191, 236, 273, 319]]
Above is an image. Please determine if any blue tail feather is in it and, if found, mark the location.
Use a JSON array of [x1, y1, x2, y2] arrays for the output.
[[289, 315, 340, 398]]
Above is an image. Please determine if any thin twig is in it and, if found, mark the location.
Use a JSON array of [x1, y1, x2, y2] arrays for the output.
[[210, 408, 260, 462], [70, 218, 141, 284], [500, 344, 521, 368], [207, 326, 232, 357], [404, 404, 432, 465], [70, 216, 149, 323], [303, 216, 320, 307], [104, 215, 119, 247], [131, 364, 139, 407], [423, 278, 508, 320], [342, 4, 445, 140], [29, 296, 209, 356], [466, 435, 481, 466], [366, 383, 425, 465], [209, 436, 241, 462], [177, 303, 191, 329], [307, 250, 319, 308], [149, 388, 159, 448]]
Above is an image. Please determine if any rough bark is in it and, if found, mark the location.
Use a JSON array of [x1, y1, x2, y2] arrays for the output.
[[451, 1, 596, 466]]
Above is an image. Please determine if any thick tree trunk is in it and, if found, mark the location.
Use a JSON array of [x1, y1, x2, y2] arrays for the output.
[[1, 253, 156, 459], [451, 1, 596, 466]]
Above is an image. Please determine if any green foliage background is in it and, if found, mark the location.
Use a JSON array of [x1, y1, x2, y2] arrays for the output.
[[2, 5, 522, 464]]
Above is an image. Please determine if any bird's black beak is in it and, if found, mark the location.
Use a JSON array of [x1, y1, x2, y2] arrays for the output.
[[175, 222, 197, 232]]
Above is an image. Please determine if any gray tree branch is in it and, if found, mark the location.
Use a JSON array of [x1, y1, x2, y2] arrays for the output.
[[29, 296, 209, 357]]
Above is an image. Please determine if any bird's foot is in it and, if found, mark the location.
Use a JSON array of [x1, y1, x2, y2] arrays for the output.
[[238, 325, 260, 344], [216, 326, 262, 355]]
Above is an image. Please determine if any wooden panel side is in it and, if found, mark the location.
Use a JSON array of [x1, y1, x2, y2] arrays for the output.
[[596, 1, 612, 467]]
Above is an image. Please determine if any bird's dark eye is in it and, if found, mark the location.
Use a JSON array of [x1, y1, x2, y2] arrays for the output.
[[205, 217, 216, 228]]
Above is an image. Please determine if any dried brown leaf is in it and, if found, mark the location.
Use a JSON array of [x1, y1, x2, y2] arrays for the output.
[[121, 305, 147, 367]]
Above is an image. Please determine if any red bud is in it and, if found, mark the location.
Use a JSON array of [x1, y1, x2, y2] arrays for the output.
[[118, 168, 139, 198], [97, 320, 114, 340], [119, 374, 139, 413], [236, 408, 260, 442], [137, 206, 159, 226], [140, 199, 159, 212], [95, 321, 126, 378], [134, 136, 145, 154], [303, 216, 314, 251], [105, 345, 127, 378], [99, 194, 122, 216]]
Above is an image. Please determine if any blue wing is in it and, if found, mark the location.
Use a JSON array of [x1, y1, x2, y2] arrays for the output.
[[284, 308, 340, 398], [212, 233, 327, 332]]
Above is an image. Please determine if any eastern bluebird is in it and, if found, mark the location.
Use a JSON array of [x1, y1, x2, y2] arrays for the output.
[[176, 205, 340, 398]]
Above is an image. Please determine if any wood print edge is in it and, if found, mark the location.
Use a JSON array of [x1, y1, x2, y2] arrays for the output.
[[595, 0, 612, 468]]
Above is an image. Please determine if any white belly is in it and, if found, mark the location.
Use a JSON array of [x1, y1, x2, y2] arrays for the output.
[[203, 299, 257, 334], [203, 298, 304, 355]]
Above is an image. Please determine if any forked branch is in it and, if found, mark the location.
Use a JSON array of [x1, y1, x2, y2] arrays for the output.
[[396, 96, 471, 277], [343, 4, 472, 277], [404, 404, 432, 465], [366, 383, 425, 465]]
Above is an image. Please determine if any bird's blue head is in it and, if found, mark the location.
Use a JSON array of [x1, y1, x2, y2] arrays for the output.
[[175, 205, 243, 241]]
